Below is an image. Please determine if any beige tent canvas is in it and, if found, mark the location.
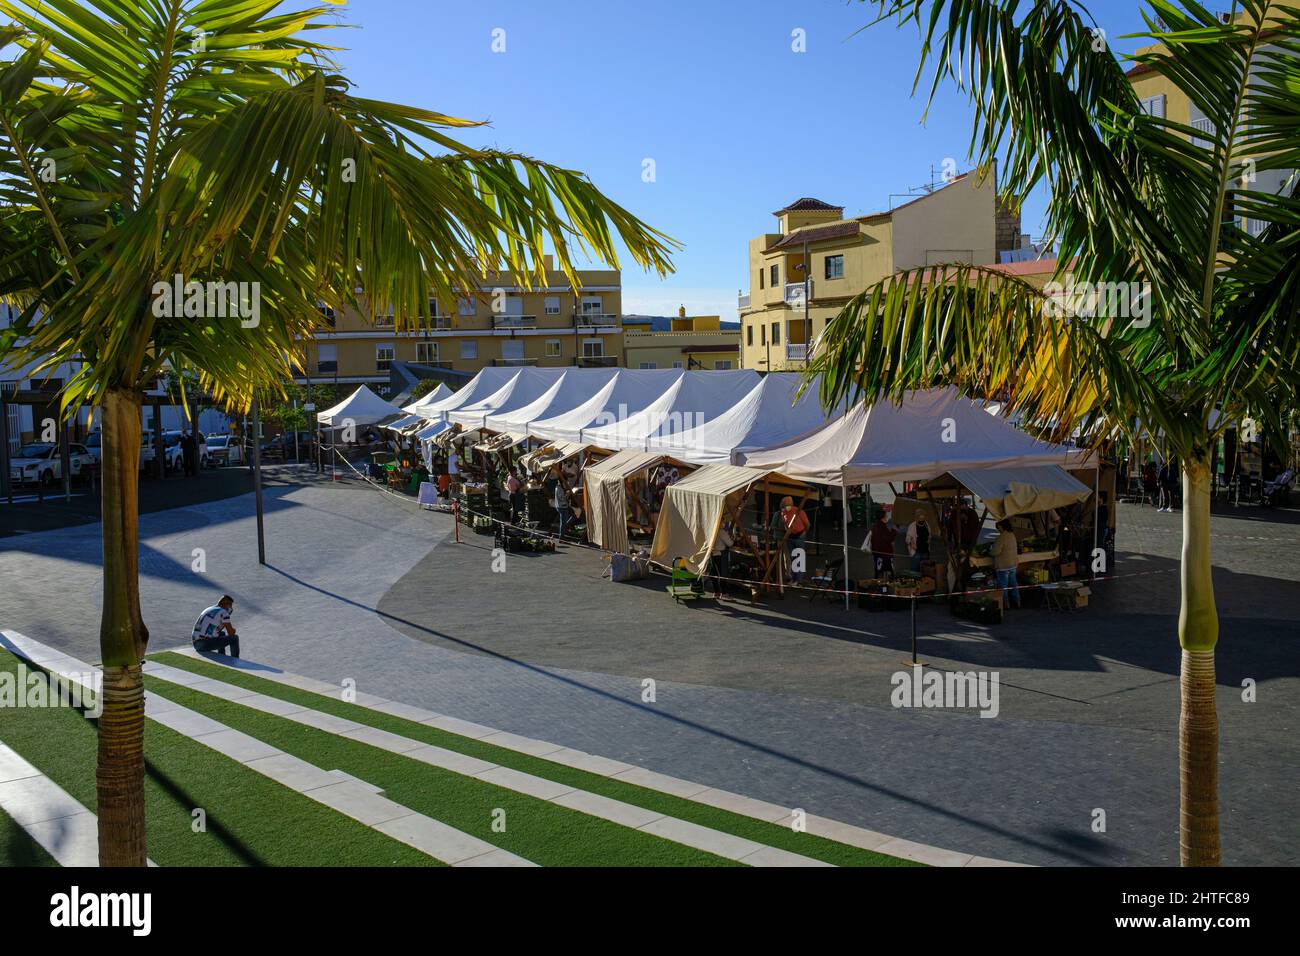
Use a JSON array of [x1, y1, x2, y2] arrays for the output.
[[583, 450, 685, 555], [649, 464, 772, 573]]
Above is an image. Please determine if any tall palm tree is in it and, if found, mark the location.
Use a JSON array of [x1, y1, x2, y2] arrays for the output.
[[810, 0, 1299, 865], [0, 0, 675, 866]]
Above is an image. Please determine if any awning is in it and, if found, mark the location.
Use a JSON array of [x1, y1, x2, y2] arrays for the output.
[[933, 465, 1092, 519], [650, 464, 773, 573], [381, 414, 424, 433], [316, 386, 403, 427], [583, 450, 677, 554], [518, 440, 588, 476], [473, 432, 527, 455]]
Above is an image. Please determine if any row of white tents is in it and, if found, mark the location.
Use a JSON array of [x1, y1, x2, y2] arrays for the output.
[[316, 369, 1096, 595]]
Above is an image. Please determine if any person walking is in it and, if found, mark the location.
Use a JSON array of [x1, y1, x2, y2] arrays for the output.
[[866, 510, 900, 579], [1158, 459, 1179, 512], [992, 520, 1021, 610], [905, 513, 932, 572], [553, 481, 572, 541]]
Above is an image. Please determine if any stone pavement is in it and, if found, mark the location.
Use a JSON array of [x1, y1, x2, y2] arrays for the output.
[[0, 474, 1295, 866]]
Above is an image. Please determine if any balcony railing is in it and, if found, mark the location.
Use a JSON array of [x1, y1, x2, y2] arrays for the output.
[[492, 358, 538, 367], [576, 313, 619, 327], [491, 314, 537, 329], [737, 293, 750, 310], [784, 281, 811, 307], [416, 359, 454, 369], [785, 343, 808, 362], [578, 355, 616, 368]]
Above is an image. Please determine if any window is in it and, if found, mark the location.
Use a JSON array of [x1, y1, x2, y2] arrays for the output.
[[316, 344, 337, 373], [416, 341, 438, 364], [714, 360, 732, 370], [545, 339, 562, 357], [771, 322, 781, 346], [545, 296, 561, 315], [758, 269, 764, 290], [375, 306, 394, 328], [760, 324, 766, 346], [824, 255, 844, 280], [501, 340, 524, 363], [1139, 94, 1166, 118], [315, 301, 336, 327], [770, 264, 779, 286], [459, 339, 478, 360], [639, 362, 657, 369], [671, 361, 684, 369], [457, 297, 476, 317], [375, 344, 394, 370], [582, 339, 604, 358], [746, 324, 753, 346], [581, 296, 604, 318]]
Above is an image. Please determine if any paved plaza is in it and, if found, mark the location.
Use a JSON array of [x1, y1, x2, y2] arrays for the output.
[[1, 468, 1295, 866]]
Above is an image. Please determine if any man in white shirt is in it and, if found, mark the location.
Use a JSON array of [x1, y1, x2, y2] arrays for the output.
[[192, 594, 240, 658]]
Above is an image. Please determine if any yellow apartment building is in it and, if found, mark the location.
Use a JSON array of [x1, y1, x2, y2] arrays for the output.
[[622, 309, 741, 370], [296, 258, 623, 396], [737, 171, 1020, 371], [1126, 8, 1292, 241]]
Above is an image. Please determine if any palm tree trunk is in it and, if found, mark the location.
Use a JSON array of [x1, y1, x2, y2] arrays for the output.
[[1178, 455, 1220, 866], [97, 387, 149, 867]]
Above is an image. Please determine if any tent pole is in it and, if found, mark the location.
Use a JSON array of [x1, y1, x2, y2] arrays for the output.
[[841, 469, 850, 610], [1093, 462, 1101, 570]]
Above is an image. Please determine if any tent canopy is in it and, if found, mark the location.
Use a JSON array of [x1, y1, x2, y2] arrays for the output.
[[646, 373, 830, 464], [582, 369, 759, 451], [416, 368, 520, 422], [518, 440, 588, 476], [402, 383, 453, 416], [737, 387, 1092, 485], [528, 368, 684, 444], [925, 465, 1093, 520], [649, 464, 780, 572], [483, 368, 619, 436], [316, 386, 402, 427], [448, 367, 566, 429]]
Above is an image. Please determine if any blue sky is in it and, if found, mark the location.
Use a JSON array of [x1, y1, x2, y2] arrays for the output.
[[335, 0, 1158, 319]]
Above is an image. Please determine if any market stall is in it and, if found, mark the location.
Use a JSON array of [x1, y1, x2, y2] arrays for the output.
[[583, 449, 693, 554], [649, 464, 814, 594]]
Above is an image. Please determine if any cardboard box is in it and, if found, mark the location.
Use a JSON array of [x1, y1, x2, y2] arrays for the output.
[[1059, 562, 1077, 577]]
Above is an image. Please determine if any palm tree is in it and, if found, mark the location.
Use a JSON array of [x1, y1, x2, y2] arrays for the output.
[[0, 0, 675, 866], [810, 0, 1299, 865]]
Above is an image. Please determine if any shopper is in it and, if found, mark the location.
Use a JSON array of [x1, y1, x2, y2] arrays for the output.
[[868, 511, 900, 578], [771, 496, 810, 584], [906, 513, 932, 572], [992, 520, 1021, 610]]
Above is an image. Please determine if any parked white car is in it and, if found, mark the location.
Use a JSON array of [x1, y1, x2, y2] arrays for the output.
[[204, 434, 243, 466], [8, 442, 96, 486]]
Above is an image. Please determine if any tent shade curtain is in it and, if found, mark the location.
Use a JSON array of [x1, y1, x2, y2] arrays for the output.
[[940, 466, 1093, 519], [737, 387, 1092, 484], [316, 386, 403, 427], [583, 449, 674, 554], [649, 464, 772, 572]]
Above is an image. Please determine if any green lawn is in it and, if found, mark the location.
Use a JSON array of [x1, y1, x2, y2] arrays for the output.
[[0, 650, 435, 867], [0, 806, 58, 867], [146, 676, 736, 867], [155, 651, 919, 867]]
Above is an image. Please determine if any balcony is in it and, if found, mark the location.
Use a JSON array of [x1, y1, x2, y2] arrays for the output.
[[491, 314, 537, 329], [737, 293, 750, 310], [785, 343, 808, 362], [492, 358, 539, 367], [784, 281, 811, 307], [416, 359, 454, 370], [578, 356, 617, 368], [576, 313, 619, 327]]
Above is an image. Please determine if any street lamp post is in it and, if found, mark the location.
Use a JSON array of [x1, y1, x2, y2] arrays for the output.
[[251, 395, 266, 565]]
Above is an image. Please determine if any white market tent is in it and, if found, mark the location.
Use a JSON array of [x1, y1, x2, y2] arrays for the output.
[[402, 383, 453, 416], [736, 387, 1092, 484], [447, 367, 567, 430], [528, 368, 685, 444], [581, 369, 759, 452], [646, 373, 831, 464], [315, 385, 403, 427], [417, 367, 521, 422], [483, 367, 619, 437]]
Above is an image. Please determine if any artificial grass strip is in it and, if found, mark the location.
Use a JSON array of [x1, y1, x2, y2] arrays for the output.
[[0, 650, 435, 867], [0, 806, 58, 867], [146, 677, 735, 868], [155, 652, 919, 867]]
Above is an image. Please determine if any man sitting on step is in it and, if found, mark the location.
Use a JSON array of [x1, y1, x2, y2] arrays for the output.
[[191, 594, 240, 658]]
